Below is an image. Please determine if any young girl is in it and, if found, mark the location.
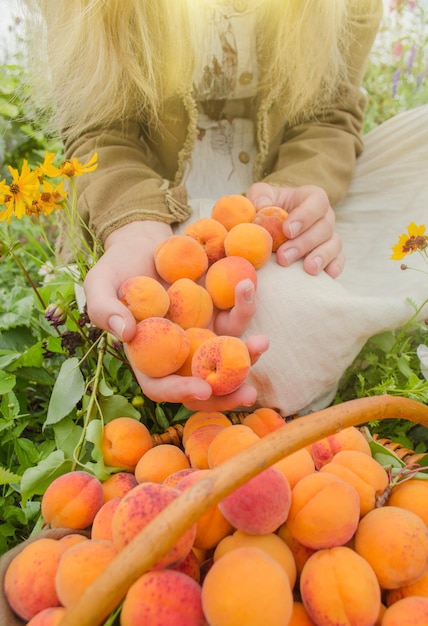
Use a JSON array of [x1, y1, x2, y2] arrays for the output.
[[22, 0, 428, 416]]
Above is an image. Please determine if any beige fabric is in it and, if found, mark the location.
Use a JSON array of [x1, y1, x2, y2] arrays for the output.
[[176, 105, 428, 416]]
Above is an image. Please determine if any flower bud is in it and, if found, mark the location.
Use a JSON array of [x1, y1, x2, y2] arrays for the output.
[[45, 302, 67, 327]]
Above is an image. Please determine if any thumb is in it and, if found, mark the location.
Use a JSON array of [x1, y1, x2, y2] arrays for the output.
[[246, 182, 281, 210]]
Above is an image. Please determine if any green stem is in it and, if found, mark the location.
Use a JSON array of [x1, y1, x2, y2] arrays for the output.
[[72, 334, 107, 470]]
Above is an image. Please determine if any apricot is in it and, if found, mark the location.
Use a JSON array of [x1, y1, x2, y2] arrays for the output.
[[175, 327, 217, 377], [381, 596, 428, 626], [55, 539, 117, 607], [41, 470, 104, 529], [274, 448, 316, 490], [252, 205, 289, 252], [101, 471, 138, 502], [310, 426, 372, 470], [26, 607, 67, 626], [171, 548, 201, 583], [162, 467, 198, 488], [387, 478, 428, 526], [4, 538, 68, 621], [242, 406, 285, 437], [354, 505, 428, 589], [385, 568, 428, 606], [183, 217, 228, 266], [201, 546, 293, 626], [58, 534, 88, 549], [119, 275, 170, 322], [101, 417, 153, 472], [154, 235, 209, 284], [207, 423, 260, 468], [182, 410, 232, 446], [126, 317, 190, 377], [111, 482, 197, 569], [320, 449, 389, 517], [166, 278, 214, 329], [211, 194, 257, 230], [224, 222, 273, 269], [214, 529, 297, 588], [204, 255, 257, 310], [289, 602, 316, 626], [91, 497, 121, 541], [176, 470, 234, 550], [121, 569, 205, 626], [184, 423, 229, 469], [300, 546, 381, 626], [218, 466, 292, 535], [277, 523, 317, 577], [134, 444, 190, 483], [191, 334, 251, 395], [285, 472, 360, 550]]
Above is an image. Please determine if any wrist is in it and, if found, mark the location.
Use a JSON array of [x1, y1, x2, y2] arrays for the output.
[[104, 221, 173, 250]]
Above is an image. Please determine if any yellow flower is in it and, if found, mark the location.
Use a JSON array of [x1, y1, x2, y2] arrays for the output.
[[391, 222, 428, 260], [38, 180, 68, 216], [0, 198, 14, 224], [59, 152, 98, 178], [36, 151, 62, 179], [6, 160, 40, 219]]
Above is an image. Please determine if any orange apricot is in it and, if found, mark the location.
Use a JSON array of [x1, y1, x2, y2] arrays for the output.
[[162, 467, 198, 488], [381, 596, 428, 626], [285, 472, 360, 550], [126, 317, 190, 377], [101, 417, 153, 472], [300, 546, 381, 626], [134, 444, 190, 483], [111, 482, 197, 569], [183, 217, 228, 266], [214, 529, 297, 588], [224, 222, 273, 269], [55, 539, 118, 607], [41, 471, 104, 530], [218, 466, 292, 534], [191, 334, 251, 395], [252, 205, 289, 252], [207, 423, 260, 468], [211, 194, 257, 230], [201, 546, 293, 626], [4, 538, 68, 621], [184, 423, 229, 469], [91, 497, 121, 541], [166, 278, 214, 329], [387, 477, 428, 526], [385, 568, 428, 606], [288, 602, 316, 626], [277, 523, 317, 577], [171, 548, 201, 583], [181, 410, 232, 446], [119, 275, 170, 322], [175, 328, 217, 377], [176, 470, 234, 550], [121, 569, 205, 626], [204, 255, 257, 310], [310, 426, 372, 470], [154, 235, 209, 284], [101, 471, 138, 503], [26, 607, 67, 626], [242, 407, 285, 437], [58, 534, 88, 549], [274, 447, 316, 490], [354, 505, 428, 589]]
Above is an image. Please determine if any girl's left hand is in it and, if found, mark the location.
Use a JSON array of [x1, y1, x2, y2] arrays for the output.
[[247, 182, 345, 278]]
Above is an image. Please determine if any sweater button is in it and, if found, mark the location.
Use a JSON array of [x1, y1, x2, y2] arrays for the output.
[[234, 0, 247, 12], [239, 72, 253, 86], [239, 151, 250, 164]]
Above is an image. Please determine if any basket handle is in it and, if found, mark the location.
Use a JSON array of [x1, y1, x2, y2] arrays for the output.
[[59, 394, 428, 626]]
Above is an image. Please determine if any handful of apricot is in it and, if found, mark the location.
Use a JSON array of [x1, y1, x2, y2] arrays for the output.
[[5, 409, 428, 626], [121, 194, 284, 396]]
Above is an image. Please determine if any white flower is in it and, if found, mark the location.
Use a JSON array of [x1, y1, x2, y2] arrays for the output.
[[417, 344, 428, 381]]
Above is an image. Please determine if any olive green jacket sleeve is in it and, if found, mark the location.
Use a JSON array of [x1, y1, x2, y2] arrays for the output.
[[260, 0, 384, 207], [63, 123, 192, 247]]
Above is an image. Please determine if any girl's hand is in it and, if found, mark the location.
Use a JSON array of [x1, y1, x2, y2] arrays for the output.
[[247, 182, 345, 278]]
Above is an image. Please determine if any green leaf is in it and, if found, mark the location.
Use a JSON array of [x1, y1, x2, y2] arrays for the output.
[[45, 357, 85, 426], [20, 450, 72, 505], [52, 416, 83, 459], [98, 394, 140, 423], [0, 370, 16, 394], [0, 466, 21, 485], [155, 406, 170, 431]]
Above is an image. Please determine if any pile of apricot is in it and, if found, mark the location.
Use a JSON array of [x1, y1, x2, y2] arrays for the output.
[[121, 194, 289, 395], [5, 409, 428, 626]]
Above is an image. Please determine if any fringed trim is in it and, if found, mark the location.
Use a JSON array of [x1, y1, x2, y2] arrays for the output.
[[174, 86, 199, 185]]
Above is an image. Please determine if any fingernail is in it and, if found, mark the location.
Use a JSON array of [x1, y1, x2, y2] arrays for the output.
[[312, 256, 323, 272], [283, 248, 298, 265], [108, 315, 126, 341], [244, 283, 255, 303], [288, 221, 302, 238]]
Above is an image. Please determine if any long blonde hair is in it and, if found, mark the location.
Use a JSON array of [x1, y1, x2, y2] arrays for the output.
[[22, 0, 374, 140]]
